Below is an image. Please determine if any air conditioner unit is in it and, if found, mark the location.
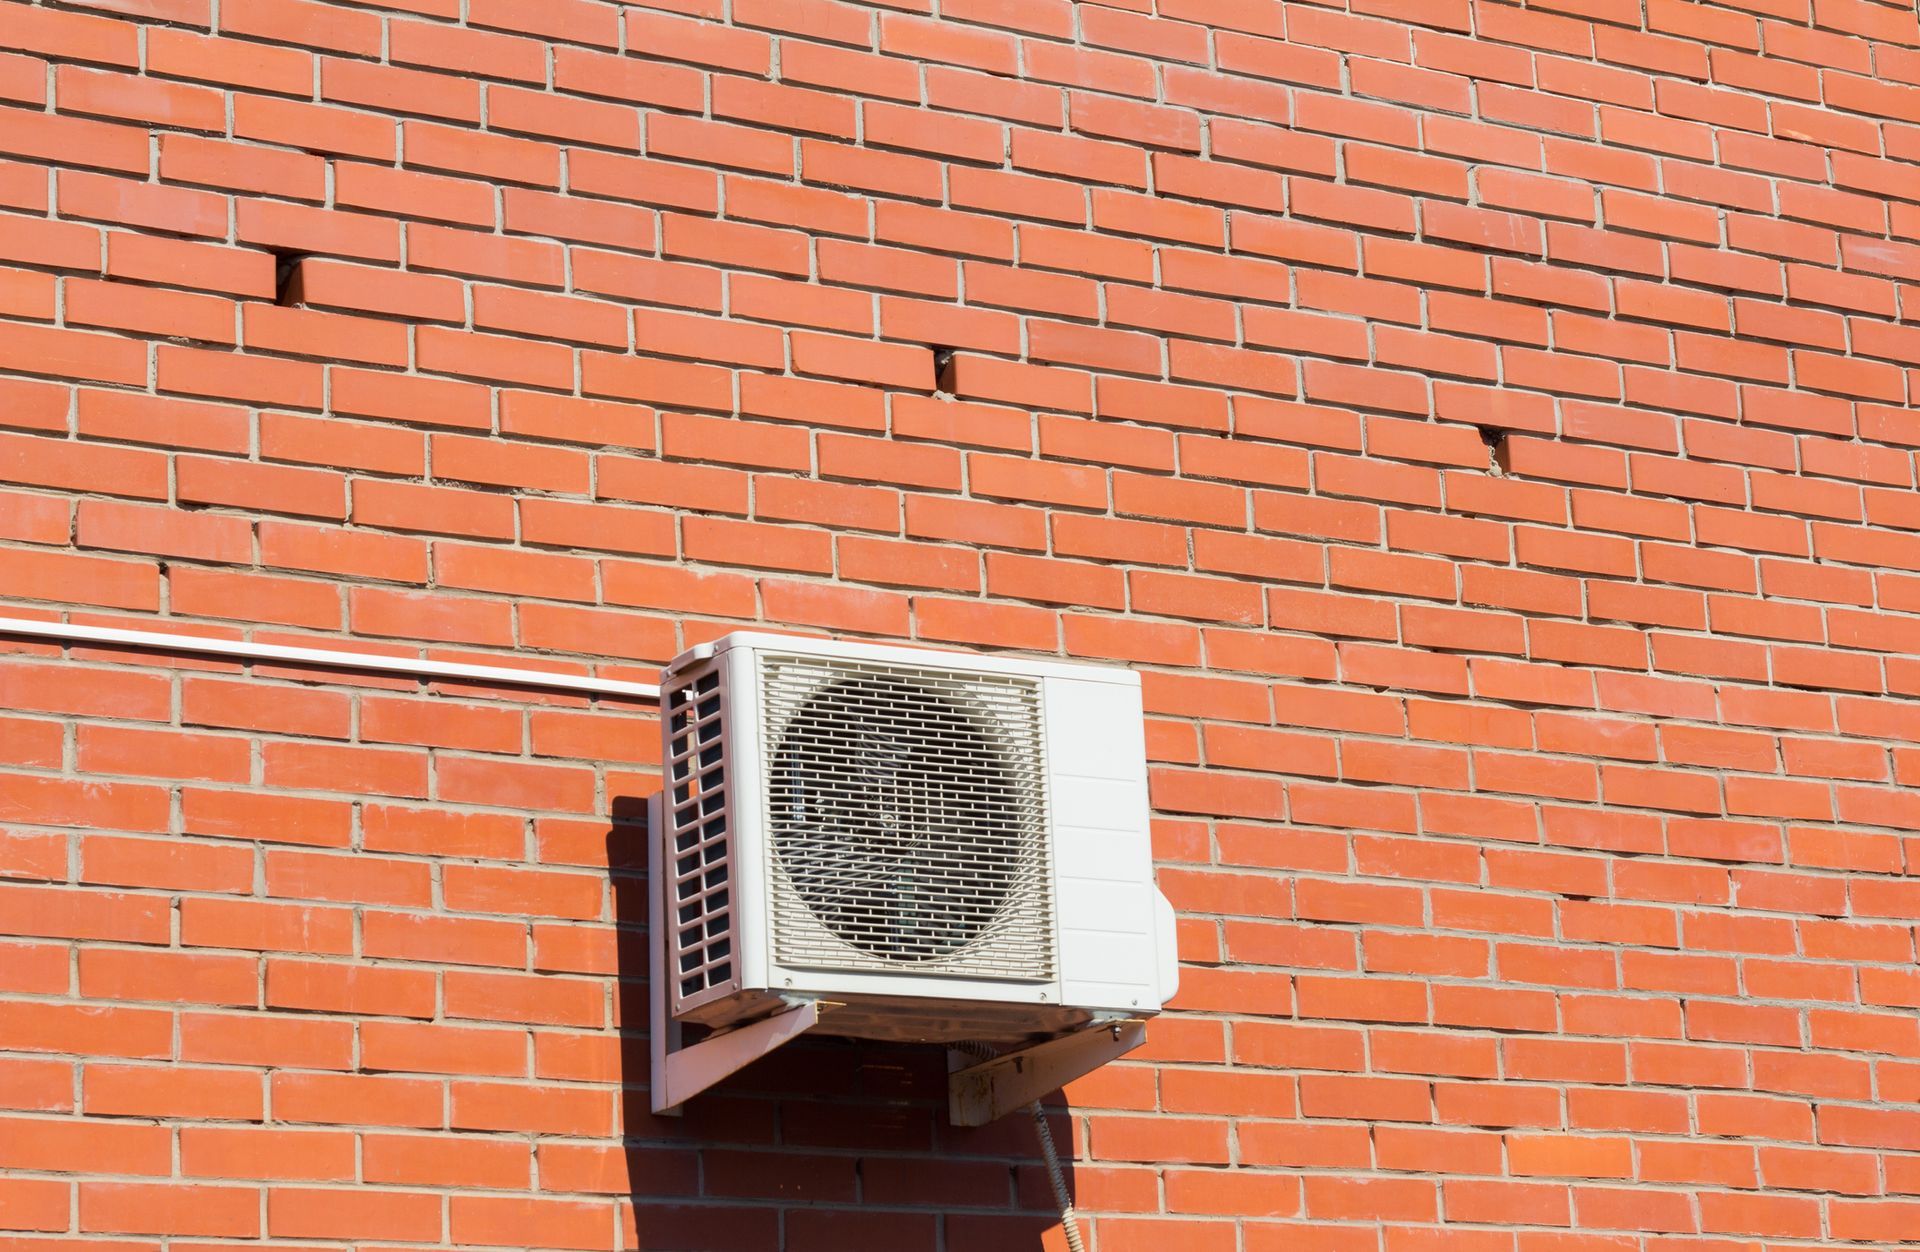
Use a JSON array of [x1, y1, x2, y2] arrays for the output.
[[647, 632, 1179, 1124]]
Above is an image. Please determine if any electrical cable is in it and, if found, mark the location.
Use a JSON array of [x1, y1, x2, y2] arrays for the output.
[[1029, 1099, 1087, 1252], [954, 1042, 1085, 1252]]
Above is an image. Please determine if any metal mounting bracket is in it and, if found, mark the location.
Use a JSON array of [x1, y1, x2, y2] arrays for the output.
[[650, 997, 821, 1116], [947, 1018, 1147, 1127], [648, 793, 824, 1116]]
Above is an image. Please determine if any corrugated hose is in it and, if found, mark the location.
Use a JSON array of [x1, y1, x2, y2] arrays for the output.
[[1027, 1099, 1086, 1252], [955, 1043, 1085, 1252]]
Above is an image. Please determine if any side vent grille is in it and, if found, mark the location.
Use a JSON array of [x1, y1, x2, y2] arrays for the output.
[[665, 666, 735, 1007], [760, 653, 1053, 981]]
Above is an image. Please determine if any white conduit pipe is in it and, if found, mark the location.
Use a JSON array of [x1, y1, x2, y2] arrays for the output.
[[0, 615, 662, 701]]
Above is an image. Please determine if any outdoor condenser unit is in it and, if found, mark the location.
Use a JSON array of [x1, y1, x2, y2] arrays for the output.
[[647, 632, 1179, 1125]]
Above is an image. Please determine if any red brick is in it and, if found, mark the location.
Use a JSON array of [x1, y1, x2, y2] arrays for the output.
[[363, 910, 526, 970], [0, 4, 1917, 1242], [84, 1062, 263, 1120], [181, 1127, 356, 1183], [0, 1114, 163, 1187], [79, 1183, 259, 1237], [267, 1187, 443, 1242], [0, 100, 148, 174], [183, 1016, 347, 1084]]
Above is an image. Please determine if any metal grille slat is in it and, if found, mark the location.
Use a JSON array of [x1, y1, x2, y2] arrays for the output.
[[760, 654, 1053, 980], [665, 667, 735, 1005]]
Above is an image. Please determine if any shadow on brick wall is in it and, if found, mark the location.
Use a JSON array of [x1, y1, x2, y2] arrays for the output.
[[605, 799, 1083, 1252]]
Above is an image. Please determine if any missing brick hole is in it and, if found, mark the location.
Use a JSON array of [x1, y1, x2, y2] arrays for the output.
[[271, 251, 309, 307], [1476, 425, 1510, 477], [931, 346, 956, 395]]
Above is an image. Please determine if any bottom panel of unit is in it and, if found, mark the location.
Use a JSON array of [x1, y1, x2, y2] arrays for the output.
[[679, 986, 1098, 1046]]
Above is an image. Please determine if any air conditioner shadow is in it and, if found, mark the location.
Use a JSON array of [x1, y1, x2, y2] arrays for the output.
[[605, 797, 1086, 1252]]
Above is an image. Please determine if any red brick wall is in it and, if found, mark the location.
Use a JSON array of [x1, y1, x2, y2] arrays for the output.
[[3, 0, 1920, 1246]]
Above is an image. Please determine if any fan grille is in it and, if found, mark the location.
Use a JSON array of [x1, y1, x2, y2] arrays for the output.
[[761, 653, 1053, 980]]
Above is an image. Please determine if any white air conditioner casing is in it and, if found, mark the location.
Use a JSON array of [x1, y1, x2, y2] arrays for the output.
[[657, 631, 1179, 1048]]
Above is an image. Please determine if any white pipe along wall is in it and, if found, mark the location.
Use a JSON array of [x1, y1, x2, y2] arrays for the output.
[[0, 616, 662, 700]]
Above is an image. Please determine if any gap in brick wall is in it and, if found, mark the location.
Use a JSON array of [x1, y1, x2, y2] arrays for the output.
[[1478, 425, 1511, 477], [271, 251, 309, 307]]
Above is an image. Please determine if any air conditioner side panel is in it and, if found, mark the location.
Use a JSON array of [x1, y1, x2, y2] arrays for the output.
[[726, 645, 772, 999], [660, 652, 744, 1021], [1045, 674, 1164, 1014]]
